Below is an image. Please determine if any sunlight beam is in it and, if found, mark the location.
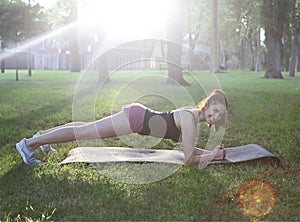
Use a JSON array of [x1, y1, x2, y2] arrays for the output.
[[0, 21, 78, 61]]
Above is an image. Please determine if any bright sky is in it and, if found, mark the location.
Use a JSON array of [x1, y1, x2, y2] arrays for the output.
[[35, 0, 170, 42], [36, 0, 57, 8], [79, 0, 169, 39]]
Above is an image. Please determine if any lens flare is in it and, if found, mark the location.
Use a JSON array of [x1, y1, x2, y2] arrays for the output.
[[238, 180, 276, 218]]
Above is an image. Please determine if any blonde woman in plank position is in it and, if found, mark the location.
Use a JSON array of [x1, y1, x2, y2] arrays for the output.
[[16, 89, 228, 166]]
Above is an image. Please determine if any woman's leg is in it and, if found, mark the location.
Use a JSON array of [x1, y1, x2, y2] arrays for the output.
[[38, 122, 87, 134], [26, 111, 132, 150], [34, 122, 87, 153]]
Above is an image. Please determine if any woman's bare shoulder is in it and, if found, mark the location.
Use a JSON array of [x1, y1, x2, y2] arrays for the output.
[[173, 108, 198, 128], [174, 108, 198, 119]]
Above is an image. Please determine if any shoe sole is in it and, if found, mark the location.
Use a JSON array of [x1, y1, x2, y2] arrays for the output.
[[16, 142, 29, 165]]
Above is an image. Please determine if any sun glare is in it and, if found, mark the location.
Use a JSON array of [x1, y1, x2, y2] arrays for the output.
[[79, 0, 169, 39]]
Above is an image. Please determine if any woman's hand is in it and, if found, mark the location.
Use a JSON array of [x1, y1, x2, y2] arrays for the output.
[[213, 145, 226, 160], [185, 145, 226, 165], [187, 145, 226, 166]]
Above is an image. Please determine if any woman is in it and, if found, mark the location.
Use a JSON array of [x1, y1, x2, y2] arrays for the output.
[[16, 89, 228, 166]]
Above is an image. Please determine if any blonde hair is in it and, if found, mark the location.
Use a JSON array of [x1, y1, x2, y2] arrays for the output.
[[196, 89, 228, 131]]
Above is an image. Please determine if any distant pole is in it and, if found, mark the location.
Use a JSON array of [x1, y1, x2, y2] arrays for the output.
[[1, 39, 4, 73], [28, 0, 32, 76], [255, 28, 260, 72], [28, 49, 32, 76]]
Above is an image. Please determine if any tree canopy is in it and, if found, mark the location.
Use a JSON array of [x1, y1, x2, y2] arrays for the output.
[[0, 0, 46, 74], [0, 0, 299, 79]]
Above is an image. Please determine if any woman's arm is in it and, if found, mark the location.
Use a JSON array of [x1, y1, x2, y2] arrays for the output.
[[177, 111, 198, 164]]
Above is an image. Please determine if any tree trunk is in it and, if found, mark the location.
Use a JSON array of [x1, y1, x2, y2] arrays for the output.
[[188, 33, 197, 71], [264, 35, 283, 78], [210, 0, 219, 73], [248, 28, 255, 71], [166, 0, 190, 85], [220, 40, 227, 70], [69, 2, 81, 72], [27, 48, 32, 76], [98, 53, 110, 83], [262, 0, 288, 79], [240, 38, 248, 70], [16, 53, 19, 81], [288, 0, 299, 77], [166, 41, 190, 85], [70, 41, 81, 72], [1, 41, 5, 73], [289, 35, 299, 77], [255, 28, 260, 72]]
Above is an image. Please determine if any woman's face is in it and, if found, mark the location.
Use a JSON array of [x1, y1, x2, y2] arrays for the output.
[[204, 102, 226, 124]]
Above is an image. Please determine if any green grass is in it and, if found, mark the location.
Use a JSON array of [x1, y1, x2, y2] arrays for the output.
[[0, 69, 299, 221]]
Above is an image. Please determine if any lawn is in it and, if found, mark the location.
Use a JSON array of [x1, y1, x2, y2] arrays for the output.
[[0, 69, 299, 221]]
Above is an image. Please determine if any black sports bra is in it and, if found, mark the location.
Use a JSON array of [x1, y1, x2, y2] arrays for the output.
[[138, 109, 181, 142], [138, 109, 197, 142]]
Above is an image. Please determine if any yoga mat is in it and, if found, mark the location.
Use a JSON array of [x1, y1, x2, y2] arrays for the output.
[[61, 144, 280, 166]]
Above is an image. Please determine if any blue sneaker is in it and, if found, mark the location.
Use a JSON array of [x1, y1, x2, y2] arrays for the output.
[[16, 139, 41, 166], [34, 132, 57, 153]]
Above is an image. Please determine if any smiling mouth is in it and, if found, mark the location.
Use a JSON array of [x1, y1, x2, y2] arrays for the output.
[[207, 119, 214, 124], [207, 115, 214, 123]]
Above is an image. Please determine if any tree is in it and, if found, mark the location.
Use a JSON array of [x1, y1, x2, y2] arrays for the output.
[[262, 0, 289, 79], [183, 0, 296, 74], [166, 0, 190, 86], [0, 0, 10, 73], [186, 0, 201, 71], [96, 27, 109, 83], [211, 0, 219, 73], [221, 0, 263, 71], [288, 0, 300, 77], [188, 0, 264, 71], [46, 0, 81, 72], [0, 0, 45, 75], [68, 1, 81, 72], [0, 0, 21, 74]]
